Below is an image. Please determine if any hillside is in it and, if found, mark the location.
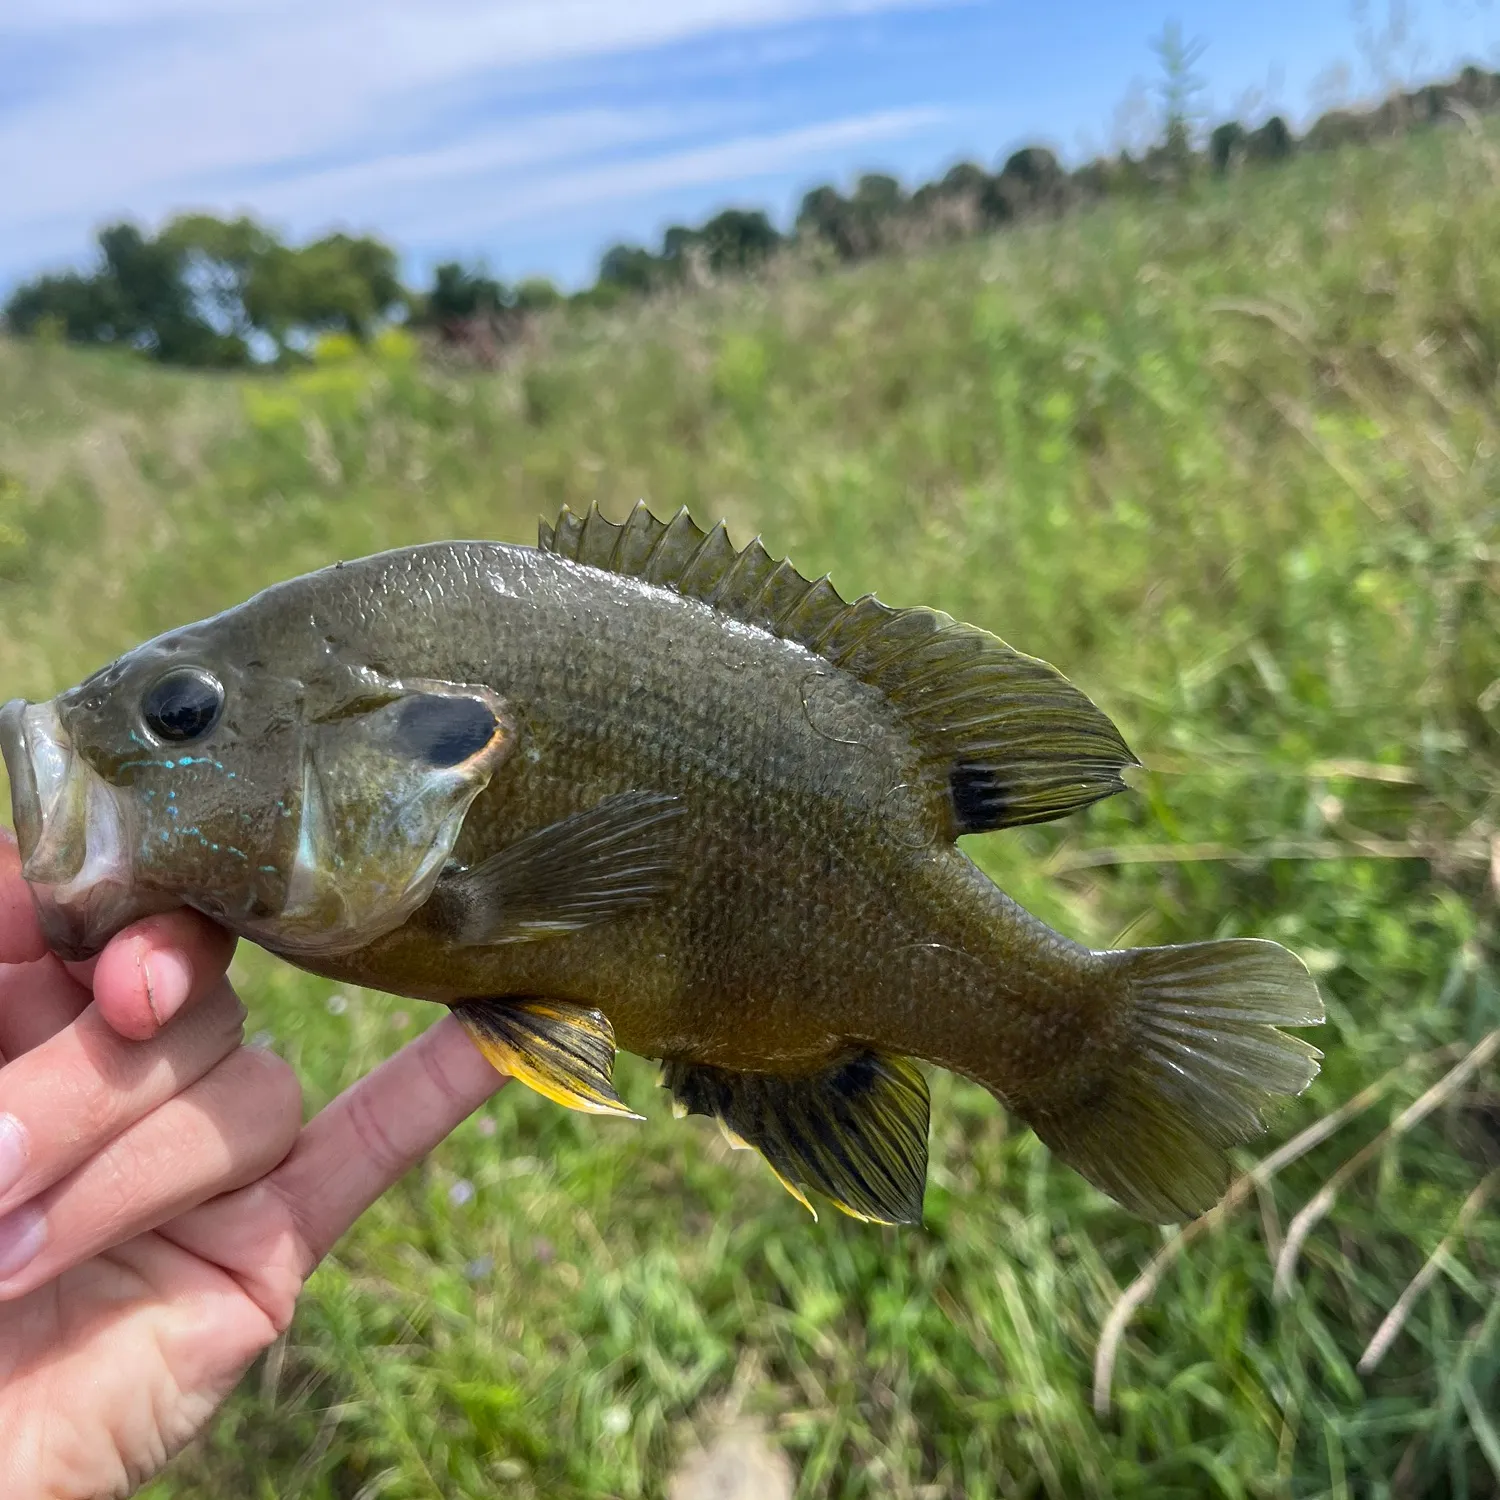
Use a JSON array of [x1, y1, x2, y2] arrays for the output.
[[1, 117, 1497, 1498]]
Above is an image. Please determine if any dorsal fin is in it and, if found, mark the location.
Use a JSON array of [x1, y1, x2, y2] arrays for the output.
[[539, 503, 1137, 835]]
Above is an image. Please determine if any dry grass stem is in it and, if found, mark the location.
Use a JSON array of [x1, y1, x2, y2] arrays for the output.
[[1272, 1029, 1500, 1302], [1357, 1165, 1500, 1374], [1092, 1054, 1441, 1416], [1048, 837, 1490, 875]]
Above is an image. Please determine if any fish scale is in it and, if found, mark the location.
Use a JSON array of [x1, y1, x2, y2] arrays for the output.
[[0, 502, 1324, 1226]]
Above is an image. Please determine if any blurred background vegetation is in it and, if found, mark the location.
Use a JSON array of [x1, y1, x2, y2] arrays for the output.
[[1, 39, 1499, 1500]]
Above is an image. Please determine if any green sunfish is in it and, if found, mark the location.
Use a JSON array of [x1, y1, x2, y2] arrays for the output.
[[0, 504, 1323, 1224]]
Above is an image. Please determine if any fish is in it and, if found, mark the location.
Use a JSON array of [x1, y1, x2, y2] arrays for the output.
[[0, 503, 1324, 1225]]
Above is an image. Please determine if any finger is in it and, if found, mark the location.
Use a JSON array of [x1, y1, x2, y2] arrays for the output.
[[0, 1044, 303, 1298], [86, 910, 237, 1042], [0, 979, 246, 1215], [0, 953, 91, 1060], [272, 1014, 508, 1269], [0, 830, 46, 966]]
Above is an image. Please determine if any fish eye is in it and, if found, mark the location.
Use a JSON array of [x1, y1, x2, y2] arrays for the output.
[[142, 668, 224, 743]]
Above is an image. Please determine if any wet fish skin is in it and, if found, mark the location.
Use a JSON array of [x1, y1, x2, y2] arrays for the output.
[[0, 505, 1324, 1226]]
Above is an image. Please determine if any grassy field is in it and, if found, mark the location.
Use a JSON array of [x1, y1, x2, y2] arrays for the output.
[[2, 117, 1498, 1499]]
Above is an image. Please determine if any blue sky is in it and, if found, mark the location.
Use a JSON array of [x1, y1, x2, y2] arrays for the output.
[[2, 0, 1498, 297]]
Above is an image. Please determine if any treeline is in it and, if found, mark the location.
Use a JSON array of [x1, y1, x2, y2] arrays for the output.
[[587, 63, 1500, 296], [4, 218, 407, 367], [8, 62, 1500, 368]]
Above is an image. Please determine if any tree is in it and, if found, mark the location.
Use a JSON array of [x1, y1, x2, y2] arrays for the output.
[[249, 233, 403, 345], [1209, 121, 1247, 175], [910, 162, 992, 240], [513, 278, 562, 312], [1303, 108, 1373, 152], [794, 185, 851, 253], [988, 147, 1068, 219], [938, 162, 990, 198], [1245, 115, 1295, 165], [3, 216, 404, 367], [597, 243, 664, 294], [795, 175, 906, 261], [1151, 21, 1209, 181], [687, 209, 782, 274], [5, 271, 123, 346], [4, 220, 248, 365], [159, 213, 276, 339], [852, 172, 904, 216], [419, 262, 506, 324]]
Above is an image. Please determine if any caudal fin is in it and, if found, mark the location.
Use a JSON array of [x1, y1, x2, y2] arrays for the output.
[[1024, 939, 1324, 1222]]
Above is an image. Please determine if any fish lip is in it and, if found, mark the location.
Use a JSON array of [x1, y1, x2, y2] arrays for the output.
[[0, 698, 41, 869], [0, 698, 153, 960]]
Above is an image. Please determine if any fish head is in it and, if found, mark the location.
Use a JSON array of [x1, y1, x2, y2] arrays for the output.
[[1, 587, 514, 961]]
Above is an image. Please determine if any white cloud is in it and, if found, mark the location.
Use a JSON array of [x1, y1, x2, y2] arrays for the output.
[[246, 105, 733, 222], [0, 0, 956, 227], [0, 0, 965, 287], [418, 107, 950, 240], [0, 0, 953, 45]]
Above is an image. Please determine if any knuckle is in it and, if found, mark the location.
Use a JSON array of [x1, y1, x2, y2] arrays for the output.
[[343, 1085, 409, 1180], [50, 1066, 127, 1151], [418, 1034, 471, 1113]]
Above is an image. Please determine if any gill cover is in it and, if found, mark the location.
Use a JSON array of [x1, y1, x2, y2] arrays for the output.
[[250, 684, 514, 958]]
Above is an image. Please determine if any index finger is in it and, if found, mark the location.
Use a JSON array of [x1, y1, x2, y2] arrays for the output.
[[272, 1015, 509, 1271]]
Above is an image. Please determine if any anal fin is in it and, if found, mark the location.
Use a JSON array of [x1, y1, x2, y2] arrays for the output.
[[661, 1051, 930, 1225], [454, 998, 643, 1119]]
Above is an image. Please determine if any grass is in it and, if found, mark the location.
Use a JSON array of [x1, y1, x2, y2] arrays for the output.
[[1, 117, 1498, 1498]]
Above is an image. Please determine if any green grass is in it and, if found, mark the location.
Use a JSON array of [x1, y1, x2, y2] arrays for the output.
[[2, 121, 1498, 1498]]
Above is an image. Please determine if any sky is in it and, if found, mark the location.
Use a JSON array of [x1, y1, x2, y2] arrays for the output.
[[2, 0, 1498, 297]]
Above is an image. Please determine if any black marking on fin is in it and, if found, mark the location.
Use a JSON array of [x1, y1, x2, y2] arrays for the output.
[[949, 762, 1008, 835], [454, 998, 641, 1117], [393, 694, 498, 768], [428, 791, 686, 945], [540, 502, 1137, 837], [660, 1050, 930, 1224]]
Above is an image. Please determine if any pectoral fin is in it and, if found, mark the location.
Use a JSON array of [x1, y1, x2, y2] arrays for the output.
[[429, 791, 686, 945], [454, 998, 642, 1118], [661, 1051, 930, 1225]]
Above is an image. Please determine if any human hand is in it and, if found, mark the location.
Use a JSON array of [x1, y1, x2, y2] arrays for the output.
[[0, 829, 509, 1500]]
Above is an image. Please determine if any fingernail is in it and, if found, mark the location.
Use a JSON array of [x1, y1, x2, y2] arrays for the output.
[[0, 1114, 27, 1199], [143, 948, 192, 1027], [0, 1204, 44, 1279]]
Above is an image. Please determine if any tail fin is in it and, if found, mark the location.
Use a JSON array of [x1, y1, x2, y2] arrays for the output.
[[1024, 939, 1324, 1222]]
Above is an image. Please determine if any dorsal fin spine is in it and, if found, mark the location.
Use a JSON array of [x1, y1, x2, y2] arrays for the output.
[[605, 510, 629, 571], [638, 503, 678, 578], [706, 535, 761, 609], [678, 522, 716, 586], [771, 568, 824, 633]]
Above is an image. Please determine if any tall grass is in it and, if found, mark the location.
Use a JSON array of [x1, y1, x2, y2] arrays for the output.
[[1, 119, 1497, 1498]]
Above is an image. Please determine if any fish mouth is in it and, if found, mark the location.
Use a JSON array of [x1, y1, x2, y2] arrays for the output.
[[0, 698, 42, 870], [0, 697, 156, 960]]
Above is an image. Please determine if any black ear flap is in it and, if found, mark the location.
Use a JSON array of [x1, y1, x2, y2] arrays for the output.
[[389, 694, 500, 768]]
